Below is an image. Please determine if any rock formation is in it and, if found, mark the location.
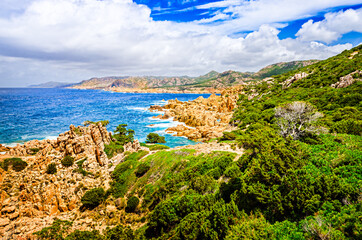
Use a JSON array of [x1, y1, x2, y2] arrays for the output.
[[331, 70, 362, 88], [282, 72, 309, 89], [150, 88, 242, 142], [0, 123, 136, 239]]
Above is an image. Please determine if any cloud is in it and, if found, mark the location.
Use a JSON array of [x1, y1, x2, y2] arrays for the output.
[[196, 0, 362, 32], [296, 8, 362, 43], [0, 0, 358, 86]]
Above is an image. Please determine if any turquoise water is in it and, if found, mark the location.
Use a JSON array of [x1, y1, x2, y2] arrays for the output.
[[0, 88, 211, 148]]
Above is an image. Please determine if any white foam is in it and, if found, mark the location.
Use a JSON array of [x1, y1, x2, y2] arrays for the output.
[[45, 136, 58, 140], [146, 122, 179, 129], [127, 106, 148, 111], [152, 100, 168, 106], [2, 142, 21, 147]]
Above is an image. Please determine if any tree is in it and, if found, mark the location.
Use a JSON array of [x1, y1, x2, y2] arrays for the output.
[[146, 133, 166, 143], [113, 124, 134, 145], [81, 188, 106, 209], [275, 101, 324, 139]]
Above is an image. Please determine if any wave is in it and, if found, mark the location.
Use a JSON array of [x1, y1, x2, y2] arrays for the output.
[[126, 106, 149, 111]]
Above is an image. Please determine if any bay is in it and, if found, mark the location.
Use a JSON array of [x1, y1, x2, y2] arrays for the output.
[[0, 88, 211, 148]]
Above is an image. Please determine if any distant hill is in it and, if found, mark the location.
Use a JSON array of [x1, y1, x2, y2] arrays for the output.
[[28, 81, 74, 88], [69, 60, 316, 92], [252, 60, 319, 79]]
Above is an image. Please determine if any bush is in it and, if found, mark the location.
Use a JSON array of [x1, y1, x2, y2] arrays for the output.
[[104, 142, 124, 159], [33, 218, 73, 240], [331, 119, 362, 136], [275, 101, 323, 139], [46, 163, 57, 174], [146, 133, 166, 143], [126, 196, 139, 213], [135, 163, 150, 177], [30, 148, 40, 155], [0, 157, 27, 172], [61, 156, 74, 167], [81, 188, 106, 209], [65, 230, 104, 240], [220, 131, 237, 141], [105, 225, 134, 240], [143, 144, 170, 151], [73, 158, 91, 176], [83, 120, 109, 127]]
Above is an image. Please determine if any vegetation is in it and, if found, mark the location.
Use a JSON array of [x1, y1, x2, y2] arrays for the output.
[[46, 163, 57, 174], [83, 120, 110, 127], [0, 157, 27, 172], [35, 219, 134, 240], [34, 218, 72, 240], [126, 196, 140, 213], [104, 124, 135, 158], [108, 150, 149, 198], [81, 187, 106, 209], [73, 158, 91, 176], [145, 133, 166, 143], [141, 143, 170, 150], [30, 147, 40, 155], [34, 46, 361, 240], [61, 156, 74, 167]]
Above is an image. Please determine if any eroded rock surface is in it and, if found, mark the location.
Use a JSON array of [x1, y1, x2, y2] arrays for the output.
[[150, 88, 242, 141], [331, 70, 362, 88], [0, 123, 118, 239]]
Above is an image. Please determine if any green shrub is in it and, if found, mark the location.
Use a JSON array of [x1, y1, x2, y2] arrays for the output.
[[332, 119, 362, 136], [33, 218, 72, 240], [146, 133, 166, 143], [61, 156, 74, 167], [144, 144, 170, 151], [81, 188, 106, 209], [135, 162, 150, 177], [0, 157, 27, 172], [105, 225, 134, 240], [126, 196, 139, 213], [30, 148, 40, 155], [73, 158, 91, 176], [104, 141, 124, 159], [83, 120, 109, 127], [220, 131, 237, 141], [46, 163, 57, 174], [65, 230, 104, 240]]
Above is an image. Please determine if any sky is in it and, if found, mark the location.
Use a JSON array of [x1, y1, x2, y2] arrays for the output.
[[0, 0, 361, 87]]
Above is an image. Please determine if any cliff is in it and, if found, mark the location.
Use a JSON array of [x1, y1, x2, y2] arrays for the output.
[[0, 123, 142, 239]]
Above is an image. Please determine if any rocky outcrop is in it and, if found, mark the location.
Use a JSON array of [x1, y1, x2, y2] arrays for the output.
[[331, 70, 362, 88], [282, 72, 309, 89], [0, 123, 121, 239], [151, 88, 242, 141], [0, 145, 9, 152], [9, 123, 112, 170]]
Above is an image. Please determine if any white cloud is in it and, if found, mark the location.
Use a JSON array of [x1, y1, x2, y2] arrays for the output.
[[296, 8, 362, 43], [197, 0, 362, 33], [0, 0, 359, 86]]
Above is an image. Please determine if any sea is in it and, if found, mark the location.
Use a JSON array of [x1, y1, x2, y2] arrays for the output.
[[0, 88, 212, 148]]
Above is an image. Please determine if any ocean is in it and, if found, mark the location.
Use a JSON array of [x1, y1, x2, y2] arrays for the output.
[[0, 88, 211, 148]]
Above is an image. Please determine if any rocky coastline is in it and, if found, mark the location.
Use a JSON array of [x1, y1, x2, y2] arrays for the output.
[[149, 87, 243, 142]]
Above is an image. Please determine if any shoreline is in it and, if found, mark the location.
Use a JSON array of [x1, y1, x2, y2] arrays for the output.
[[0, 88, 228, 148]]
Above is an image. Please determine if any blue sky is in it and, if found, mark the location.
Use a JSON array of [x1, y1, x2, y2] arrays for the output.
[[0, 0, 361, 87]]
